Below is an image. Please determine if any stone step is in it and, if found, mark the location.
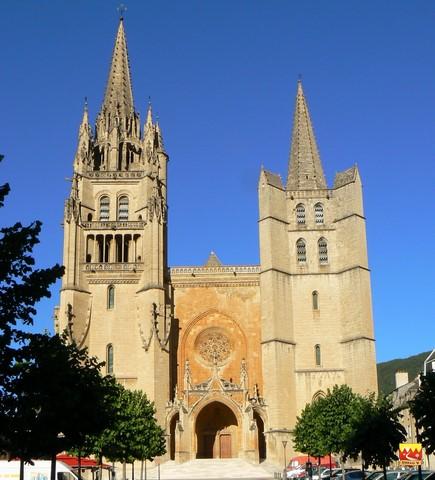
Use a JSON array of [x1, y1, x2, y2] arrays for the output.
[[139, 458, 277, 479]]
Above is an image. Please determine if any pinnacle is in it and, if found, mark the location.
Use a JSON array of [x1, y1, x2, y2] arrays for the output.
[[102, 18, 134, 115], [287, 81, 327, 190]]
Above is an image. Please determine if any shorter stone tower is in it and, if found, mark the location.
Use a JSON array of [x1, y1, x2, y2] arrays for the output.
[[56, 18, 172, 426], [258, 81, 377, 464]]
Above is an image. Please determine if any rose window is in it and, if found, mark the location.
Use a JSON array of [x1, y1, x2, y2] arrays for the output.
[[197, 329, 231, 365]]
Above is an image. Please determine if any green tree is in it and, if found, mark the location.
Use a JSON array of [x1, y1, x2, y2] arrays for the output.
[[316, 385, 361, 459], [294, 397, 329, 457], [81, 385, 166, 479], [410, 372, 435, 455], [344, 394, 406, 477], [0, 154, 64, 453], [4, 333, 116, 480]]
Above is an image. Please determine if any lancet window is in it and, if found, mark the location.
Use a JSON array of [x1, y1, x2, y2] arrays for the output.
[[318, 237, 328, 264], [107, 344, 114, 374], [118, 195, 129, 221], [99, 196, 110, 221], [296, 239, 306, 263], [296, 204, 306, 225], [314, 203, 324, 224], [315, 344, 321, 366], [107, 285, 115, 309], [312, 291, 319, 310]]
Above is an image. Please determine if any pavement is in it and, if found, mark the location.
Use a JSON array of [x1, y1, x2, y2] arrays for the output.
[[138, 458, 280, 479]]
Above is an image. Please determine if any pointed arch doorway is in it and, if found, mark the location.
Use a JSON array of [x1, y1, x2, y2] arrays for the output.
[[195, 401, 238, 459]]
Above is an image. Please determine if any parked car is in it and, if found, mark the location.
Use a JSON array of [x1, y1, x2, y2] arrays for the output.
[[401, 471, 434, 480], [334, 471, 366, 480]]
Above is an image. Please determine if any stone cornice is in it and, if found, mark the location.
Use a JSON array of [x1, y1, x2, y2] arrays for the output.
[[333, 213, 366, 223], [261, 338, 296, 346], [340, 335, 375, 344], [294, 368, 345, 373], [257, 215, 288, 225], [170, 281, 259, 288]]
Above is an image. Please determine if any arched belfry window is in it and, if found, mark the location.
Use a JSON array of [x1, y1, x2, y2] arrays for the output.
[[107, 285, 115, 309], [296, 204, 306, 225], [118, 195, 129, 221], [296, 239, 306, 263], [312, 291, 319, 310], [315, 203, 324, 224], [99, 196, 110, 221], [315, 344, 321, 366], [318, 237, 328, 264], [107, 344, 114, 374]]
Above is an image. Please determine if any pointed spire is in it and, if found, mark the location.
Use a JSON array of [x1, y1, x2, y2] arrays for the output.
[[287, 80, 327, 190], [204, 251, 222, 267], [146, 102, 153, 126], [102, 18, 134, 116]]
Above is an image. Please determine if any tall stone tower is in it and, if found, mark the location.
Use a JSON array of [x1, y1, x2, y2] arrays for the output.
[[56, 18, 172, 425], [258, 81, 377, 463]]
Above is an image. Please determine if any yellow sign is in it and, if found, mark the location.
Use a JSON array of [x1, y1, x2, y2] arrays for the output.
[[399, 443, 422, 465]]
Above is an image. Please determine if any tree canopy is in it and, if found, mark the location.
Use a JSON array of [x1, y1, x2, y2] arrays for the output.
[[80, 385, 166, 463], [410, 372, 435, 454], [345, 394, 406, 470], [293, 384, 406, 475]]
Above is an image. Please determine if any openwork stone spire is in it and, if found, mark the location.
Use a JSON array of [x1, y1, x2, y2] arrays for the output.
[[102, 18, 134, 116], [287, 81, 327, 190]]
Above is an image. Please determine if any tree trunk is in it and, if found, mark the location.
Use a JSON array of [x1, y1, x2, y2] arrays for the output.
[[19, 459, 24, 480], [382, 463, 387, 480], [131, 462, 134, 480], [329, 453, 332, 480], [51, 453, 57, 480], [122, 462, 126, 480], [140, 461, 144, 480]]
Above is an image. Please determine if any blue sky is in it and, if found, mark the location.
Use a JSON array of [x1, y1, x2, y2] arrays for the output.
[[1, 1, 434, 363]]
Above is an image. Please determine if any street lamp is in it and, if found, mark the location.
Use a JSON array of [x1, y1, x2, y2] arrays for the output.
[[282, 440, 288, 479]]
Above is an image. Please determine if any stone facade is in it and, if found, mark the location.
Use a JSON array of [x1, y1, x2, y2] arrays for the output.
[[55, 20, 378, 466]]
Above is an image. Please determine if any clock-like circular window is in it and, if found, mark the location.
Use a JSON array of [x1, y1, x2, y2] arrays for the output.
[[196, 328, 232, 366]]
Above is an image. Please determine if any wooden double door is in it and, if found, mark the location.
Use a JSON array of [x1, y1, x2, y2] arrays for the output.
[[202, 433, 232, 458]]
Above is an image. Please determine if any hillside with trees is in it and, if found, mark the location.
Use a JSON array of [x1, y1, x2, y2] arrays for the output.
[[377, 351, 431, 395]]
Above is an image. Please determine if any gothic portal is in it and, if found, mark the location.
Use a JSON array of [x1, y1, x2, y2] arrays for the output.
[[55, 19, 378, 465]]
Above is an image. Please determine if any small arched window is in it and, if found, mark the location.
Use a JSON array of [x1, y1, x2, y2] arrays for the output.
[[296, 204, 306, 225], [314, 203, 324, 224], [107, 285, 115, 309], [118, 196, 129, 221], [313, 390, 325, 402], [99, 196, 110, 221], [107, 344, 114, 374], [312, 291, 319, 310], [318, 237, 328, 264], [315, 344, 321, 366], [296, 239, 306, 263]]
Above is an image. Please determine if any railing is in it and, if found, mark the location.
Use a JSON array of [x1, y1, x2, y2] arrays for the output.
[[82, 221, 146, 230], [170, 265, 260, 275], [85, 171, 145, 179], [84, 262, 144, 272]]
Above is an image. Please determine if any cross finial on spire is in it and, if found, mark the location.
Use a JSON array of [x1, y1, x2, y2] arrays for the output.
[[117, 3, 127, 20], [84, 96, 88, 112]]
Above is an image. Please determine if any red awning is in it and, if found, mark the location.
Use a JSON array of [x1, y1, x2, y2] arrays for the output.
[[56, 454, 111, 469]]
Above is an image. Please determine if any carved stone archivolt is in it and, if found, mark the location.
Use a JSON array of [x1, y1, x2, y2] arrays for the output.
[[195, 328, 232, 366]]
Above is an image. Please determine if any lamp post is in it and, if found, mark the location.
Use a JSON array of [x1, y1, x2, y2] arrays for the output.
[[282, 440, 288, 479]]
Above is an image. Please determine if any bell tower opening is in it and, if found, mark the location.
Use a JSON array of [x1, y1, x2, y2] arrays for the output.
[[195, 401, 238, 459]]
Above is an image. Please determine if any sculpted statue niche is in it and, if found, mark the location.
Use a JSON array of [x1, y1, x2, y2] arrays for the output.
[[195, 328, 232, 366]]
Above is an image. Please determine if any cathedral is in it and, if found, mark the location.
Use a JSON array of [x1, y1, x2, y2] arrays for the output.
[[55, 19, 378, 465]]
